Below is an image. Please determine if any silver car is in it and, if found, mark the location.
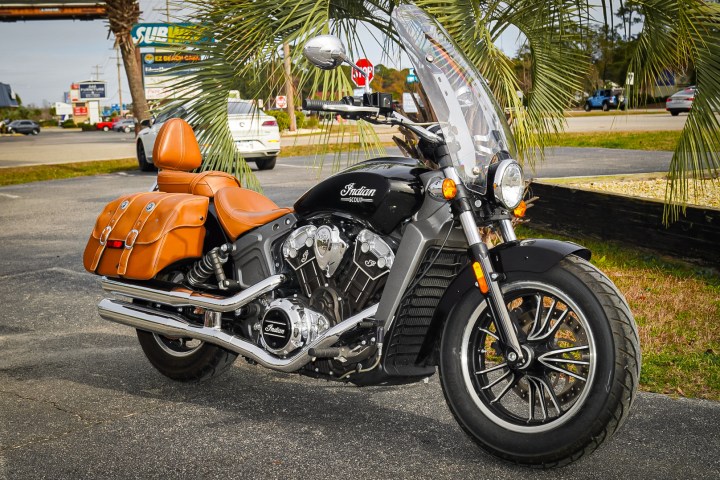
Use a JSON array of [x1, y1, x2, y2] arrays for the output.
[[136, 100, 281, 171], [666, 86, 695, 116]]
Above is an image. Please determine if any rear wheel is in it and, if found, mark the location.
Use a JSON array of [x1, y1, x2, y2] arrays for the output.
[[124, 126, 131, 133], [255, 156, 277, 170], [583, 103, 591, 112], [439, 255, 640, 467], [31, 128, 39, 135], [137, 142, 157, 172], [103, 126, 110, 131], [602, 102, 610, 111], [136, 330, 238, 382]]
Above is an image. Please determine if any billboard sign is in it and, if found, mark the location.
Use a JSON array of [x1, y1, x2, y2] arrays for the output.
[[78, 82, 106, 99], [131, 23, 204, 47], [142, 52, 200, 76]]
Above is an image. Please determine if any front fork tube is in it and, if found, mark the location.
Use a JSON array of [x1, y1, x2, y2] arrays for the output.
[[445, 168, 524, 363]]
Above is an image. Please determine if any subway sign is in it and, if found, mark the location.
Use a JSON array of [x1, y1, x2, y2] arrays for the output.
[[131, 23, 204, 47]]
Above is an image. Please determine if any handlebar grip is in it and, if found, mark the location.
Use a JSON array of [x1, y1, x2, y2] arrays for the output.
[[302, 99, 347, 111]]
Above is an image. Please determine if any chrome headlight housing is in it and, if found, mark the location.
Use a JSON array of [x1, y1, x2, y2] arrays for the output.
[[492, 160, 524, 210]]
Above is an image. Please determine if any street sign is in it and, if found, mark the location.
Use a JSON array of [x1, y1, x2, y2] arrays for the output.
[[352, 58, 374, 87], [276, 95, 287, 109], [626, 72, 635, 86], [406, 67, 418, 84]]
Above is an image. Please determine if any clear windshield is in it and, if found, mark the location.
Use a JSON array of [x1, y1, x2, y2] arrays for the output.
[[392, 5, 516, 194]]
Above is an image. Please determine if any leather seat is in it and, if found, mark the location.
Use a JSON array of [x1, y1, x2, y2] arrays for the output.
[[214, 187, 294, 240], [153, 118, 240, 197]]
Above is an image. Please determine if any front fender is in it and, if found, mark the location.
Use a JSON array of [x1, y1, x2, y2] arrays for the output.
[[416, 239, 590, 364]]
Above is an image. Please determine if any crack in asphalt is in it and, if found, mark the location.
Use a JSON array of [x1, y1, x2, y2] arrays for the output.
[[0, 389, 140, 452]]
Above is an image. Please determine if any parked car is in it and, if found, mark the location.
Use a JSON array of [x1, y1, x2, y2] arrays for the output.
[[666, 86, 696, 116], [6, 120, 40, 135], [96, 118, 118, 131], [112, 118, 136, 133], [584, 88, 626, 111], [136, 100, 281, 171]]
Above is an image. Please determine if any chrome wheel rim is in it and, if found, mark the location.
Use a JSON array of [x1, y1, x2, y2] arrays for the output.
[[460, 281, 597, 433], [152, 334, 204, 358]]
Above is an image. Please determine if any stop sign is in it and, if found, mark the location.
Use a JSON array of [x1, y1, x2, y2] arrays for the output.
[[352, 58, 374, 87]]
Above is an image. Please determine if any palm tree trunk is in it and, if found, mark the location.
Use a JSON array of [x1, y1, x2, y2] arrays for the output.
[[106, 0, 149, 124], [283, 42, 297, 132]]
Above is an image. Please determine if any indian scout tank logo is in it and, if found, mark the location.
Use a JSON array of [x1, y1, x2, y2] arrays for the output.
[[340, 183, 376, 203]]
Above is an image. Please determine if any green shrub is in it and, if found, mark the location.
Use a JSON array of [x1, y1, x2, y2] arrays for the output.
[[265, 110, 290, 131], [294, 110, 306, 129], [80, 123, 96, 131], [304, 115, 320, 129], [61, 119, 77, 128], [39, 119, 58, 127]]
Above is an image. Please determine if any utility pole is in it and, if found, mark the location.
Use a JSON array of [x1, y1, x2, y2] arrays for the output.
[[283, 42, 296, 132], [91, 64, 103, 81], [114, 45, 123, 115]]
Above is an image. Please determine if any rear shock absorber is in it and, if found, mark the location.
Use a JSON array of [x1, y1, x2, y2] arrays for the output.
[[186, 243, 237, 290]]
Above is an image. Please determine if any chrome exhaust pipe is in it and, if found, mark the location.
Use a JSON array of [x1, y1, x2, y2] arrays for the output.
[[98, 298, 378, 373], [101, 275, 285, 313]]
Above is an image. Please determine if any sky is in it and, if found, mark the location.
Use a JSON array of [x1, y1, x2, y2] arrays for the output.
[[0, 1, 523, 108]]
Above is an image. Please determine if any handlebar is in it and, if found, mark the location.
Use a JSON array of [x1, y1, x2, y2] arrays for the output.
[[302, 99, 348, 111]]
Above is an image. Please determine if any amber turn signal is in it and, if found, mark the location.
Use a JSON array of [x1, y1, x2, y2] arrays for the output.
[[513, 200, 527, 218], [442, 178, 457, 199], [471, 261, 490, 294]]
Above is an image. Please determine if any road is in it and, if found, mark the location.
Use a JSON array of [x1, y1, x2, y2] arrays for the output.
[[1, 168, 718, 479], [0, 112, 687, 168]]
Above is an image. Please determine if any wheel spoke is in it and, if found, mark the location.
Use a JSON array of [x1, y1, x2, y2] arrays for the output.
[[489, 373, 516, 404], [526, 376, 550, 421], [475, 362, 507, 375], [481, 369, 512, 390], [527, 294, 544, 338], [529, 307, 570, 341], [479, 327, 499, 340], [538, 362, 588, 382]]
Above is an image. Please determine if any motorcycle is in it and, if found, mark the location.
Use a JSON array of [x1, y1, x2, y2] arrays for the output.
[[85, 4, 640, 467]]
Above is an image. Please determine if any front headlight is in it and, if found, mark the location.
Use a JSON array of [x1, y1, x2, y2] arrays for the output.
[[492, 160, 524, 210]]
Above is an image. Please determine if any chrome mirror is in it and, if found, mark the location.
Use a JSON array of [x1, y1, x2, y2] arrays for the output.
[[303, 35, 348, 70]]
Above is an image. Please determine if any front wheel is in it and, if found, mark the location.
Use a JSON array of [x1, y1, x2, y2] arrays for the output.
[[439, 255, 640, 467], [136, 330, 238, 382], [583, 103, 591, 112], [602, 101, 610, 111], [103, 126, 110, 131]]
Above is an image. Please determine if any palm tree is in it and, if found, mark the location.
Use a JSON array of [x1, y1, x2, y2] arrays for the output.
[[106, 0, 150, 123], [177, 0, 719, 219]]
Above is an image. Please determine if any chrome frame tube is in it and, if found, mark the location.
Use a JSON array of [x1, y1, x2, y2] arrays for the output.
[[497, 218, 517, 242], [98, 298, 378, 373]]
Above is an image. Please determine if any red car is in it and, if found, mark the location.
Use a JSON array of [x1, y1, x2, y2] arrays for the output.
[[96, 118, 118, 131]]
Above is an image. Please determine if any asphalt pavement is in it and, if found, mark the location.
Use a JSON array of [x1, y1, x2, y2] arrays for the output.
[[1, 169, 718, 479]]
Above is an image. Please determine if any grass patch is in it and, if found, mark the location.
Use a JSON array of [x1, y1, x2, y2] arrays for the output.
[[0, 158, 137, 187], [518, 225, 720, 400], [548, 130, 681, 151], [279, 142, 395, 158]]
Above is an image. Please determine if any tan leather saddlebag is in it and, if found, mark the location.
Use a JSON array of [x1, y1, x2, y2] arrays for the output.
[[83, 192, 209, 280]]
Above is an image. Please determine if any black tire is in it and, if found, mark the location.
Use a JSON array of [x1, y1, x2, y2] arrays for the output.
[[602, 101, 610, 111], [583, 103, 591, 112], [136, 330, 238, 382], [103, 126, 110, 131], [619, 104, 626, 111], [439, 255, 640, 468], [670, 110, 680, 116], [137, 142, 157, 172], [255, 156, 277, 170], [31, 128, 39, 135]]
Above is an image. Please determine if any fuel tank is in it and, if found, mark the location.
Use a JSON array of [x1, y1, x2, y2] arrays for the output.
[[293, 157, 430, 234]]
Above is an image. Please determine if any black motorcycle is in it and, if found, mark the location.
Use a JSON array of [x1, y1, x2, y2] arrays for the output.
[[86, 4, 640, 467]]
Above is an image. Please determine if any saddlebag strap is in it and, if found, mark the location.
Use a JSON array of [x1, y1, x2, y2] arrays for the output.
[[89, 197, 134, 272], [117, 195, 174, 275]]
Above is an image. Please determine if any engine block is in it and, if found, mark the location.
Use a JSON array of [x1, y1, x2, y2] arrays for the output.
[[282, 223, 394, 313]]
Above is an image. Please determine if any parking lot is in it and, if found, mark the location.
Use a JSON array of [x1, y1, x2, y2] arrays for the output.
[[1, 162, 719, 478]]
